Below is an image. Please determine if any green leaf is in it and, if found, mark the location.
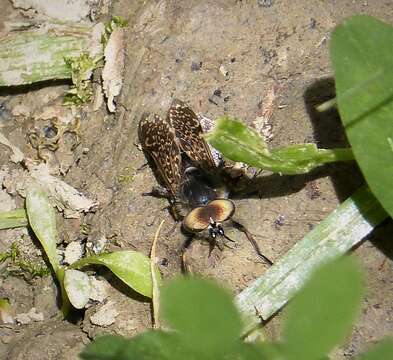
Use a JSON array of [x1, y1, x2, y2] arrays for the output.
[[283, 256, 364, 360], [0, 209, 28, 229], [161, 278, 242, 356], [81, 280, 267, 360], [63, 269, 90, 309], [57, 267, 72, 317], [331, 15, 393, 217], [80, 332, 194, 360], [25, 186, 59, 273], [80, 335, 133, 360], [205, 117, 353, 175], [358, 338, 393, 360], [70, 251, 158, 298]]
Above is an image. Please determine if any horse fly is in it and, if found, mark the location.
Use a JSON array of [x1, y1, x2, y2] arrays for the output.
[[138, 99, 272, 268]]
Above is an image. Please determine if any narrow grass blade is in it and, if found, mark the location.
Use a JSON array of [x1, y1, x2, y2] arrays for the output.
[[236, 185, 387, 334], [151, 220, 165, 329], [0, 209, 28, 229]]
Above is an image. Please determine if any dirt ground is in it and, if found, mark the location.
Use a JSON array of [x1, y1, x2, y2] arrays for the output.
[[0, 1, 392, 359]]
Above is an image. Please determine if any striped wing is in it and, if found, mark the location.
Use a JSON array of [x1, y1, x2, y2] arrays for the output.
[[167, 99, 215, 169], [138, 113, 181, 196]]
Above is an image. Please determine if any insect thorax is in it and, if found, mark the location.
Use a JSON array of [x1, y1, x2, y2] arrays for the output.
[[178, 166, 219, 207]]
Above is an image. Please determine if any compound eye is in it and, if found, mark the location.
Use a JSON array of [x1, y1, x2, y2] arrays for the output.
[[218, 226, 225, 236]]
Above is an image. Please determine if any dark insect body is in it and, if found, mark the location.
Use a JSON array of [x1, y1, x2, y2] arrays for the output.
[[139, 99, 272, 265]]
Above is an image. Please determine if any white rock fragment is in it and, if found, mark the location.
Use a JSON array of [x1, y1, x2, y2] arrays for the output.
[[64, 269, 91, 309], [64, 241, 84, 265], [102, 28, 125, 113], [89, 277, 109, 303], [219, 64, 229, 77], [26, 162, 99, 218], [90, 301, 119, 326], [15, 307, 44, 324], [92, 235, 107, 254]]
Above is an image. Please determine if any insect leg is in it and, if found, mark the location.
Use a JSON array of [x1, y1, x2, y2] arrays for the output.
[[231, 219, 273, 266], [142, 185, 172, 198], [180, 235, 195, 274]]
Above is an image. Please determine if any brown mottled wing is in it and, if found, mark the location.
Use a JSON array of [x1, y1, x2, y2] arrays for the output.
[[167, 99, 215, 169], [138, 113, 181, 196]]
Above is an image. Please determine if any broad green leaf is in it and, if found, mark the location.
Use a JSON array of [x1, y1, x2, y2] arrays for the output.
[[283, 256, 364, 360], [161, 278, 242, 356], [80, 332, 192, 360], [26, 186, 59, 272], [64, 269, 90, 309], [0, 209, 28, 229], [205, 117, 353, 175], [331, 15, 393, 217], [207, 116, 270, 155], [80, 332, 267, 360], [70, 251, 158, 298], [80, 335, 133, 360], [358, 338, 393, 360]]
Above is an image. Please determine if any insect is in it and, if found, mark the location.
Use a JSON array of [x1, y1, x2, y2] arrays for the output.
[[138, 99, 272, 266]]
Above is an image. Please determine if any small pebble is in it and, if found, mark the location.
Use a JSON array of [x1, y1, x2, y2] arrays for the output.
[[191, 61, 202, 71], [219, 64, 229, 77], [274, 215, 285, 229], [213, 89, 222, 97], [90, 301, 119, 326], [257, 0, 274, 7]]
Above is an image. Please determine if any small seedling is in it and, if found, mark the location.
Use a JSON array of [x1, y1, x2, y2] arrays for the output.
[[23, 186, 160, 315]]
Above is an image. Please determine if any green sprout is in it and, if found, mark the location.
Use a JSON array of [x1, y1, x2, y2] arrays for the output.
[[118, 167, 135, 184], [101, 16, 128, 47], [0, 242, 50, 279], [63, 52, 101, 106]]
